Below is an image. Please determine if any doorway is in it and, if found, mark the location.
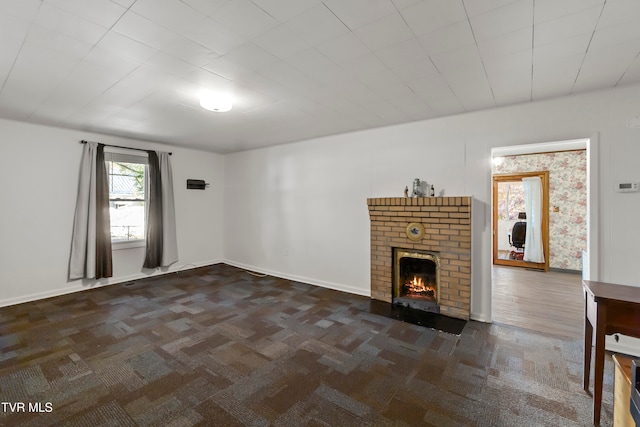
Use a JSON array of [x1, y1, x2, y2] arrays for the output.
[[492, 171, 550, 271], [489, 137, 595, 334]]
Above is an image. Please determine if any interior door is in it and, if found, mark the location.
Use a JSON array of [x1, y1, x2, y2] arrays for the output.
[[492, 171, 549, 271]]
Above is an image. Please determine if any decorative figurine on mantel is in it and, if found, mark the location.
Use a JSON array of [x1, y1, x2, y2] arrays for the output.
[[404, 186, 409, 198], [412, 178, 422, 197]]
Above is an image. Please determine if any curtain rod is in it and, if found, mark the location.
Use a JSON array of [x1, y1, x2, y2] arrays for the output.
[[80, 140, 172, 155]]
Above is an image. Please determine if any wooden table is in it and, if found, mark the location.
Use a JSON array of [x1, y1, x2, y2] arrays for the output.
[[583, 280, 640, 425]]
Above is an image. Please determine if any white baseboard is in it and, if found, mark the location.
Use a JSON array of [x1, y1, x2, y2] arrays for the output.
[[0, 259, 222, 308], [222, 259, 371, 298]]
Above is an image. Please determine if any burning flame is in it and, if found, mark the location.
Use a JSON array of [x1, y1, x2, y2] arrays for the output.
[[404, 275, 436, 298]]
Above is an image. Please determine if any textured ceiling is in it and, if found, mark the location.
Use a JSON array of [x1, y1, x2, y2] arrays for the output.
[[1, 0, 639, 153]]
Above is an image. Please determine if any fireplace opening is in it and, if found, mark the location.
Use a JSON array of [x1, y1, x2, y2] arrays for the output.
[[393, 249, 440, 313]]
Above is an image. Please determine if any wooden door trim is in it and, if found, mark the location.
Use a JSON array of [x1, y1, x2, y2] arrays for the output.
[[492, 171, 550, 271]]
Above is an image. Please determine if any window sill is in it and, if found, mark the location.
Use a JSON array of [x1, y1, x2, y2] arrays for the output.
[[112, 240, 145, 250]]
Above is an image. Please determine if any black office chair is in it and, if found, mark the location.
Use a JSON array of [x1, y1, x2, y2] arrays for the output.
[[509, 221, 526, 249], [508, 212, 526, 260]]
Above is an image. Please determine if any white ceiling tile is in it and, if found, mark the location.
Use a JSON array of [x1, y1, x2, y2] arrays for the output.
[[618, 55, 640, 86], [323, 0, 396, 30], [253, 25, 311, 59], [188, 67, 232, 90], [408, 77, 463, 115], [0, 0, 41, 20], [95, 31, 158, 65], [187, 17, 245, 55], [469, 0, 532, 41], [532, 33, 590, 63], [0, 42, 84, 116], [532, 54, 583, 99], [130, 0, 205, 33], [476, 27, 532, 61], [534, 6, 602, 47], [357, 68, 403, 90], [250, 0, 320, 22], [340, 53, 391, 80], [386, 93, 434, 121], [574, 41, 640, 92], [145, 52, 199, 79], [24, 24, 93, 58], [418, 20, 475, 56], [222, 42, 278, 71], [589, 22, 640, 51], [443, 64, 496, 110], [179, 0, 231, 16], [400, 0, 467, 36], [354, 13, 414, 51], [392, 58, 441, 82], [112, 11, 179, 50], [316, 32, 371, 64], [285, 48, 336, 77], [83, 45, 140, 75], [109, 0, 137, 8], [484, 50, 532, 104], [462, 0, 520, 18], [391, 0, 422, 10], [534, 0, 604, 24], [44, 0, 126, 28], [36, 2, 107, 45], [161, 38, 217, 68], [364, 102, 408, 123], [213, 0, 278, 39], [286, 4, 349, 46], [431, 44, 482, 72], [598, 0, 640, 29], [372, 82, 416, 100], [375, 38, 429, 69]]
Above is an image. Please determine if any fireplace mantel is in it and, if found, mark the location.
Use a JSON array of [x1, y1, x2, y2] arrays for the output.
[[367, 196, 471, 320]]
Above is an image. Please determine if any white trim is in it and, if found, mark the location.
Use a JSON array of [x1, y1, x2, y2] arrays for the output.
[[491, 138, 588, 157], [223, 259, 371, 297], [112, 239, 145, 250], [0, 259, 222, 308]]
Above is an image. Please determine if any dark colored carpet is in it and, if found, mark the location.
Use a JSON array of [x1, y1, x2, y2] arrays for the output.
[[0, 264, 613, 426]]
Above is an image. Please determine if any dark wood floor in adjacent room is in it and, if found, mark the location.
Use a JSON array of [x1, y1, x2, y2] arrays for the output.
[[0, 264, 611, 426]]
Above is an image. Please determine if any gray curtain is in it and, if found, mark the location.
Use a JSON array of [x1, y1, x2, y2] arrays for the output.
[[143, 151, 178, 268], [69, 142, 112, 279]]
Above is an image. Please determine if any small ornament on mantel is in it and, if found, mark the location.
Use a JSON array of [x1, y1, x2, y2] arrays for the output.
[[404, 186, 409, 198], [430, 185, 435, 197]]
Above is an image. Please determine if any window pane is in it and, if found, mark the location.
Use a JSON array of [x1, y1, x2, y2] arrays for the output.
[[106, 160, 146, 241], [110, 200, 145, 241]]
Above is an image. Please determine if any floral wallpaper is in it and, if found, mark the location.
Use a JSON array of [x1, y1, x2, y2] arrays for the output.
[[493, 150, 587, 271]]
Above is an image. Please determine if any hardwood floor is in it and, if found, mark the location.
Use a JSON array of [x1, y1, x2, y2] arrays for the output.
[[492, 265, 584, 339]]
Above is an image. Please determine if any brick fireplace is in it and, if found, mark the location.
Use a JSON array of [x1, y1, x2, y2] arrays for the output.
[[367, 197, 472, 320]]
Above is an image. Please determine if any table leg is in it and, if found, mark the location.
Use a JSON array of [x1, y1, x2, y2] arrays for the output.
[[584, 314, 593, 392], [593, 305, 607, 425]]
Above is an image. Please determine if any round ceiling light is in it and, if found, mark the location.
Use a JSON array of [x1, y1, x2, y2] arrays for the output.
[[200, 91, 233, 112]]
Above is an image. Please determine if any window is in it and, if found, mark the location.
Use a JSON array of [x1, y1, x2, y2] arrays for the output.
[[104, 151, 148, 243]]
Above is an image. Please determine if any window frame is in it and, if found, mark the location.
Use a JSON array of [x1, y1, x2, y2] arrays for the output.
[[104, 149, 148, 249]]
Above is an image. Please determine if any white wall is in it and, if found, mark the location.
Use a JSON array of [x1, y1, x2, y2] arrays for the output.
[[224, 83, 640, 323], [0, 118, 224, 307]]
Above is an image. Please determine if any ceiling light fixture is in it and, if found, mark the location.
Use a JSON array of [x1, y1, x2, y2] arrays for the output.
[[199, 91, 233, 112]]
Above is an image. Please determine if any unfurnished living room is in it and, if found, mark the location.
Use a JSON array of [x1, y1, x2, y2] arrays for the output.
[[2, 0, 640, 426]]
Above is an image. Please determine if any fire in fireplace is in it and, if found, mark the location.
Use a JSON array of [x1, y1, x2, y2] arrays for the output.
[[393, 249, 440, 313]]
